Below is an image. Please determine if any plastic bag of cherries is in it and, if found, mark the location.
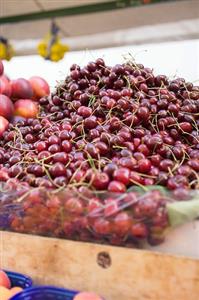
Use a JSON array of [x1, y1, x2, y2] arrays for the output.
[[0, 181, 199, 248]]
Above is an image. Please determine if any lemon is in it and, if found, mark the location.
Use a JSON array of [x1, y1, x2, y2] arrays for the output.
[[0, 43, 6, 59], [50, 53, 61, 62], [37, 34, 69, 61], [0, 42, 14, 60]]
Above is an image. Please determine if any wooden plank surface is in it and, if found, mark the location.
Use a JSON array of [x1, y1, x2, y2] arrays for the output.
[[0, 231, 199, 300]]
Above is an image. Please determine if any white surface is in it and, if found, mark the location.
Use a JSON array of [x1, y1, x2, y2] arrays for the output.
[[145, 221, 199, 259], [3, 39, 199, 91]]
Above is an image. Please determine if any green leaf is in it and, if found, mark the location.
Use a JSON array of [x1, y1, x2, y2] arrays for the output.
[[128, 185, 167, 194], [167, 199, 199, 227]]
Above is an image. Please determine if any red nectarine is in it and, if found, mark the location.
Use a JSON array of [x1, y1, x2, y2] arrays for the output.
[[14, 99, 38, 118], [0, 270, 11, 289], [11, 78, 33, 100], [0, 116, 9, 137], [29, 76, 50, 100], [0, 286, 10, 300], [0, 76, 11, 97], [0, 94, 14, 120]]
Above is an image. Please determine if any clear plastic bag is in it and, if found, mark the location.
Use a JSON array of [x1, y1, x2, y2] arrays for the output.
[[0, 180, 199, 248]]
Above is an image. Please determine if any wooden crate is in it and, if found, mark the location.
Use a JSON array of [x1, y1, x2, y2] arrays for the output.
[[0, 231, 199, 300]]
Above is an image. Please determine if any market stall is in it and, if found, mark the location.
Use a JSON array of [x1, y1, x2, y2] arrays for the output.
[[0, 1, 199, 300]]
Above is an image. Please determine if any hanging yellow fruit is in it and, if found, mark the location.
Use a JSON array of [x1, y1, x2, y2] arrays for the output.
[[37, 21, 69, 62], [0, 37, 14, 61], [38, 42, 47, 57]]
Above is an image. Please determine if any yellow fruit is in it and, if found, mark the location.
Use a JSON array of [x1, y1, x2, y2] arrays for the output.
[[38, 43, 46, 51], [38, 50, 46, 57], [0, 286, 10, 300], [38, 32, 69, 61], [38, 42, 47, 57], [10, 286, 23, 297], [0, 43, 14, 60], [0, 43, 6, 60], [50, 53, 61, 62], [51, 43, 62, 54]]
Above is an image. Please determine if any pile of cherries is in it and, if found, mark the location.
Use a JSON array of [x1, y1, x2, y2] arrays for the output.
[[0, 58, 198, 246]]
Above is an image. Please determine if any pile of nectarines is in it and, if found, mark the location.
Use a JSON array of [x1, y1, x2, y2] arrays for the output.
[[0, 59, 50, 137]]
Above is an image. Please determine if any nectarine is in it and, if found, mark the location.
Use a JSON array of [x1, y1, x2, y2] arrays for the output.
[[14, 99, 38, 118], [0, 76, 11, 97], [29, 76, 50, 100], [0, 286, 10, 300], [11, 78, 33, 99], [0, 94, 14, 120], [0, 116, 9, 137], [0, 270, 11, 289]]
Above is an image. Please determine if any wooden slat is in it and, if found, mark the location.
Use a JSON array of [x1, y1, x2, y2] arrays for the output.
[[1, 231, 199, 300]]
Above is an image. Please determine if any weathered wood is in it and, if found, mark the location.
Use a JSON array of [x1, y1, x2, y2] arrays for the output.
[[1, 231, 199, 300]]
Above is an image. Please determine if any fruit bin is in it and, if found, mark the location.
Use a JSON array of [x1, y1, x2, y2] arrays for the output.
[[1, 231, 199, 300], [10, 286, 78, 300], [5, 270, 33, 290]]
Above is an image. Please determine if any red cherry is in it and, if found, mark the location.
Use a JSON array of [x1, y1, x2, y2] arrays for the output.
[[113, 212, 132, 235], [93, 218, 111, 235], [137, 158, 151, 173], [113, 167, 130, 185], [92, 172, 109, 190], [49, 162, 66, 177], [64, 198, 83, 215], [131, 223, 148, 238], [53, 152, 68, 164], [108, 181, 126, 193]]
